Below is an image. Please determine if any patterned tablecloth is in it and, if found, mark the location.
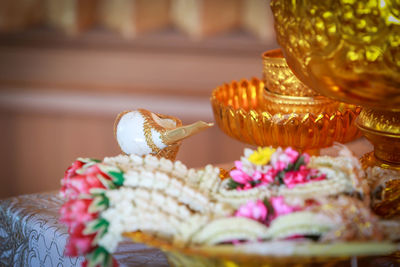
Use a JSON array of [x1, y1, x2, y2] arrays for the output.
[[0, 191, 169, 267]]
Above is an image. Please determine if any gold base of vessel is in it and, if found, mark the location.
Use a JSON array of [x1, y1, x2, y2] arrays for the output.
[[358, 109, 400, 218], [357, 108, 400, 169]]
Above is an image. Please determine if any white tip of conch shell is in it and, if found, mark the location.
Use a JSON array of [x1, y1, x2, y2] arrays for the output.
[[115, 111, 155, 156]]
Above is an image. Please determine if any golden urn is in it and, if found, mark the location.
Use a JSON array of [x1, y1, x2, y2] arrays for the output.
[[270, 0, 400, 108], [270, 0, 400, 216]]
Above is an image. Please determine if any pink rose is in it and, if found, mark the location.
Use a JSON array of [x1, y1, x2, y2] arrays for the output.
[[235, 200, 267, 223], [60, 199, 97, 231], [270, 196, 300, 218], [283, 168, 308, 188], [61, 160, 85, 198], [261, 168, 277, 185], [271, 147, 302, 171], [85, 165, 111, 181], [274, 161, 287, 172], [283, 166, 326, 188], [63, 173, 106, 199], [302, 153, 310, 164], [252, 170, 263, 181], [230, 161, 254, 187], [284, 147, 299, 164], [230, 169, 252, 185], [234, 160, 243, 170], [65, 224, 95, 257], [65, 160, 84, 180], [61, 164, 110, 199]]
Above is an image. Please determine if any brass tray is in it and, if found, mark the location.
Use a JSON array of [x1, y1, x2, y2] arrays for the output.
[[125, 232, 399, 267]]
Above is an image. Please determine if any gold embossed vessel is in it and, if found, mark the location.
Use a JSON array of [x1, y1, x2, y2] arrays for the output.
[[270, 0, 400, 108], [262, 49, 339, 114], [270, 0, 400, 216]]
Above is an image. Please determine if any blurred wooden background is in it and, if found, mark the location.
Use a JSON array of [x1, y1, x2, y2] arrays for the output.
[[0, 0, 278, 198]]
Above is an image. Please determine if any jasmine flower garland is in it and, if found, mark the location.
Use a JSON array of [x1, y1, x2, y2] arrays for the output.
[[58, 145, 384, 267]]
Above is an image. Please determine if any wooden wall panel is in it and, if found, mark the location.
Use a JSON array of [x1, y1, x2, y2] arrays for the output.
[[0, 106, 251, 199], [0, 31, 276, 199], [0, 110, 17, 198]]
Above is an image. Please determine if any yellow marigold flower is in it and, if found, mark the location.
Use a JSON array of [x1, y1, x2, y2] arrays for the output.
[[248, 147, 276, 166]]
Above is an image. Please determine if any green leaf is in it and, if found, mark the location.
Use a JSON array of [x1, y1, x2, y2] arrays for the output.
[[98, 174, 117, 190], [98, 165, 125, 186], [285, 162, 294, 172], [84, 218, 109, 236], [87, 246, 112, 267], [250, 180, 261, 187], [77, 157, 101, 163], [263, 198, 275, 223], [89, 193, 109, 213], [275, 171, 285, 185], [293, 156, 305, 171], [108, 171, 124, 186], [227, 179, 241, 190], [81, 158, 101, 170]]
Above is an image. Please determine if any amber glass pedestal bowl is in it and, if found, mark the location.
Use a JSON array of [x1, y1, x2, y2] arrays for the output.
[[211, 78, 360, 153]]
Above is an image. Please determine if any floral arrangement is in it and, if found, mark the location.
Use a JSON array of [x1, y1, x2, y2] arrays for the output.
[[228, 147, 326, 190], [59, 146, 396, 267], [60, 158, 124, 267]]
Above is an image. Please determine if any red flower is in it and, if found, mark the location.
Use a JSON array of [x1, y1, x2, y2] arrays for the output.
[[61, 160, 85, 198], [85, 165, 111, 182], [283, 166, 326, 188], [61, 164, 110, 199], [60, 199, 97, 232], [65, 160, 85, 180], [261, 168, 277, 185], [65, 224, 96, 257]]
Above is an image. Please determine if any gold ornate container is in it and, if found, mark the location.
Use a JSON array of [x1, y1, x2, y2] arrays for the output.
[[211, 78, 361, 153], [262, 49, 339, 114], [262, 49, 318, 97], [357, 109, 400, 170], [270, 0, 400, 109], [270, 0, 400, 216]]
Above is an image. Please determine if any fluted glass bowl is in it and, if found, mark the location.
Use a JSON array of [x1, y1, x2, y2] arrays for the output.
[[210, 78, 361, 152]]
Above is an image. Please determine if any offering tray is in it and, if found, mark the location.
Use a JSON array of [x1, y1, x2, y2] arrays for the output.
[[125, 232, 398, 267], [211, 77, 361, 153]]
